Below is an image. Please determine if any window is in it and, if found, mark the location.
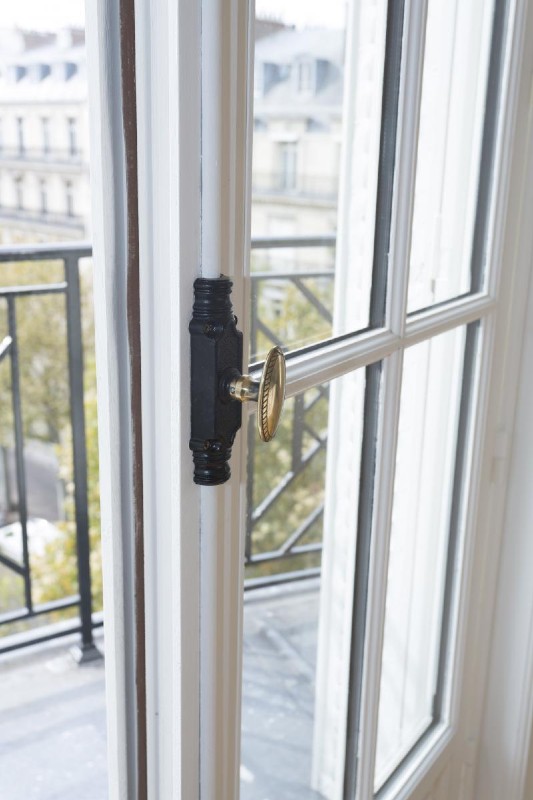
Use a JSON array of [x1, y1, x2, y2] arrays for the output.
[[14, 175, 23, 210], [16, 117, 24, 155], [67, 0, 530, 797], [41, 117, 50, 154], [297, 60, 314, 93], [65, 180, 74, 216], [67, 117, 77, 157], [39, 178, 47, 214], [279, 142, 297, 191]]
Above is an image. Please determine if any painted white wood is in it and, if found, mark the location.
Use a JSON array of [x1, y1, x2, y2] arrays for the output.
[[477, 273, 533, 800], [404, 295, 495, 345], [358, 347, 404, 799], [111, 0, 533, 798], [311, 0, 390, 786], [84, 2, 137, 798], [372, 0, 533, 796], [526, 740, 533, 800], [311, 366, 367, 797], [384, 0, 428, 340], [375, 327, 465, 787], [357, 0, 429, 794], [471, 2, 533, 792], [133, 0, 202, 796], [267, 292, 494, 401], [198, 1, 254, 798], [133, 0, 255, 796]]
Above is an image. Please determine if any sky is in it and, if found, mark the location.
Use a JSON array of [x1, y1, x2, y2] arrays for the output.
[[0, 1, 85, 30], [0, 0, 346, 33], [255, 0, 347, 28]]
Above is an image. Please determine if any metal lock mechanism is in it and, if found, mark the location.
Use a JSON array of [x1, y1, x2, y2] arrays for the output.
[[189, 276, 286, 486]]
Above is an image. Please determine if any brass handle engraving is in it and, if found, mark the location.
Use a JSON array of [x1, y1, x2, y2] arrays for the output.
[[228, 347, 286, 442]]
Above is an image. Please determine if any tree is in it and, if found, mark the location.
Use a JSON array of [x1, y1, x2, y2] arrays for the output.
[[0, 260, 103, 630], [246, 272, 333, 579]]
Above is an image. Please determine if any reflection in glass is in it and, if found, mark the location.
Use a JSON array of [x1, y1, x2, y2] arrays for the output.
[[250, 0, 389, 360], [374, 326, 466, 789], [242, 369, 367, 798], [407, 0, 495, 311]]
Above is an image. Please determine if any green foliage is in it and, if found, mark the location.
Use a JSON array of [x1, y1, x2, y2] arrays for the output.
[[0, 252, 335, 630], [253, 276, 333, 361], [31, 353, 103, 612], [246, 272, 334, 579], [0, 261, 68, 444], [0, 261, 103, 627]]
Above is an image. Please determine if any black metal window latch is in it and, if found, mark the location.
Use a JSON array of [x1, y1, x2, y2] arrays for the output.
[[189, 276, 286, 486]]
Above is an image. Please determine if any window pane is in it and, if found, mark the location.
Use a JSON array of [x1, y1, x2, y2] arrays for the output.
[[250, 1, 389, 360], [407, 0, 495, 311], [374, 326, 467, 789], [241, 369, 367, 798]]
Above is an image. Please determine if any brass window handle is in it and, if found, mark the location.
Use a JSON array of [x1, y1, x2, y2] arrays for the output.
[[226, 347, 286, 442]]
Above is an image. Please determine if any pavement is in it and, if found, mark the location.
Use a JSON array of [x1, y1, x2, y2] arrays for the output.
[[0, 581, 322, 800]]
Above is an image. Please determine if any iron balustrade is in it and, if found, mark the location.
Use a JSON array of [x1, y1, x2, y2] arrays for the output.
[[0, 236, 335, 653], [0, 147, 85, 166], [0, 242, 97, 658], [252, 172, 339, 201], [246, 237, 335, 586], [0, 208, 85, 232]]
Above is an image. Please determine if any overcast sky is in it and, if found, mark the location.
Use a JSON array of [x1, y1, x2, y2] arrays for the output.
[[0, 0, 346, 32], [255, 0, 347, 28], [0, 1, 85, 30]]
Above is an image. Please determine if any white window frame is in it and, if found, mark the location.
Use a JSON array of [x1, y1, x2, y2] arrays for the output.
[[84, 0, 533, 798]]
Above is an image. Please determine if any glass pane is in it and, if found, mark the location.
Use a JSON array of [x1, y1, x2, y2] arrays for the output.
[[241, 369, 367, 798], [0, 11, 107, 797], [250, 0, 389, 360], [374, 326, 466, 789], [407, 0, 495, 311]]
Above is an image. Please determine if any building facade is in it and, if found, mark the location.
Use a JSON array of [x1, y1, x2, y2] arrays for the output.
[[252, 27, 344, 272], [0, 28, 90, 244], [0, 24, 344, 249]]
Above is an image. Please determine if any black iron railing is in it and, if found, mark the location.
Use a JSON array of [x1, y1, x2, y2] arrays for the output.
[[246, 235, 335, 586], [0, 237, 335, 653], [0, 243, 97, 658]]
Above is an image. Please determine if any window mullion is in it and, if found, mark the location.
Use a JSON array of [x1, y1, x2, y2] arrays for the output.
[[355, 0, 430, 796], [405, 293, 496, 347], [277, 328, 398, 398], [386, 0, 429, 340]]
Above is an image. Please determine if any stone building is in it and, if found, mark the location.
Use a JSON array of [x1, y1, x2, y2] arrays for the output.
[[0, 28, 91, 243]]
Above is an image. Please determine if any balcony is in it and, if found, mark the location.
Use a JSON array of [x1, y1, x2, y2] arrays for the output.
[[0, 238, 336, 652], [252, 171, 338, 202], [0, 207, 86, 234], [0, 147, 86, 170], [0, 238, 335, 797]]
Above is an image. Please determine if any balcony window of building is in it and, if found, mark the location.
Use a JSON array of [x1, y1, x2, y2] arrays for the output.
[[67, 117, 78, 157], [279, 141, 297, 191], [297, 60, 314, 93], [41, 117, 50, 155], [39, 178, 47, 214], [65, 180, 74, 216], [16, 117, 24, 155], [14, 175, 23, 210]]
